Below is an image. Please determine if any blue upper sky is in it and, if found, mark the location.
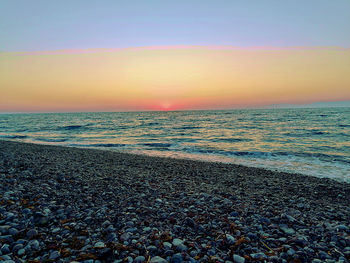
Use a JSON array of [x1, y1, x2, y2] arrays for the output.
[[1, 0, 350, 51]]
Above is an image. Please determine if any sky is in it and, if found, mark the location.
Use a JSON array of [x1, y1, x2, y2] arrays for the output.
[[1, 0, 350, 112]]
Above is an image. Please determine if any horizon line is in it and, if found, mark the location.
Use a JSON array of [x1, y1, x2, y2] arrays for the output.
[[2, 45, 350, 56], [1, 104, 349, 115]]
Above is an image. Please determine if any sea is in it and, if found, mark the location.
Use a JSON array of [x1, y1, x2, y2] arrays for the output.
[[1, 108, 349, 182]]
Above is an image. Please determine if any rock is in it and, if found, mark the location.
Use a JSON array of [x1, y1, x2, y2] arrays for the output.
[[247, 232, 258, 241], [147, 245, 158, 253], [250, 252, 266, 260], [12, 243, 23, 254], [176, 243, 188, 252], [126, 227, 138, 233], [150, 256, 167, 263], [98, 247, 113, 260], [287, 248, 296, 257], [171, 253, 183, 263], [143, 227, 152, 232], [318, 250, 329, 260], [185, 217, 196, 227], [33, 212, 49, 226], [1, 244, 11, 254], [94, 241, 105, 248], [230, 211, 239, 217], [120, 232, 131, 241], [17, 248, 26, 257], [27, 228, 38, 238], [52, 227, 61, 233], [172, 238, 184, 246], [0, 225, 10, 234], [49, 250, 60, 260], [226, 234, 236, 245], [336, 225, 349, 232], [134, 256, 146, 263], [233, 254, 245, 263], [28, 239, 40, 250], [8, 228, 18, 236], [163, 242, 172, 250], [280, 226, 295, 235], [0, 235, 14, 243]]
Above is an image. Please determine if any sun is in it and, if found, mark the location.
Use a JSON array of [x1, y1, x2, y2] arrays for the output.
[[158, 101, 175, 111]]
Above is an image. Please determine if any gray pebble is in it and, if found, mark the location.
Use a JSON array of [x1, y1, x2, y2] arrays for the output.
[[233, 254, 245, 263]]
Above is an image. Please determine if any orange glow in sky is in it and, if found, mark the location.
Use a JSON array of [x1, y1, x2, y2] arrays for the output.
[[1, 46, 349, 112]]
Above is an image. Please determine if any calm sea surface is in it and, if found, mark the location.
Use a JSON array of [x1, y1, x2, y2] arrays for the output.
[[1, 108, 349, 182]]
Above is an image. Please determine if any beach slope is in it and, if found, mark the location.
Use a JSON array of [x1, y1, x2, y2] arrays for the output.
[[0, 140, 349, 262]]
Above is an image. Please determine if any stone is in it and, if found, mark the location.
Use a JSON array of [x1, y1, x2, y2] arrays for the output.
[[1, 244, 10, 254], [12, 243, 23, 254], [185, 217, 196, 227], [49, 250, 60, 260], [280, 226, 295, 235], [8, 228, 18, 236], [250, 252, 266, 260], [120, 232, 131, 241], [163, 242, 172, 250], [17, 248, 26, 257], [233, 254, 245, 263], [150, 256, 167, 263], [171, 253, 183, 263], [29, 239, 40, 250], [226, 234, 236, 245], [172, 238, 183, 247], [33, 212, 49, 226], [27, 228, 38, 238], [336, 225, 349, 232], [94, 241, 105, 248], [134, 256, 146, 263], [98, 247, 113, 260]]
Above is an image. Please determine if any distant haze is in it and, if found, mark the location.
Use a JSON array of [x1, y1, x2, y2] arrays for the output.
[[268, 100, 350, 109]]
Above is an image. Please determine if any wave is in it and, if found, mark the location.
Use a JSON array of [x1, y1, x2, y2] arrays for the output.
[[215, 138, 252, 143], [174, 126, 201, 130], [58, 125, 85, 131], [69, 143, 126, 148], [284, 130, 328, 137], [180, 147, 350, 165], [143, 143, 172, 148], [146, 122, 159, 126], [36, 138, 68, 142], [0, 135, 28, 139]]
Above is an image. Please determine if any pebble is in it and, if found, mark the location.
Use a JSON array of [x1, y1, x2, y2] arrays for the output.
[[280, 226, 296, 235], [26, 228, 38, 238], [0, 140, 349, 263], [17, 248, 26, 256], [150, 256, 167, 263], [49, 250, 60, 260], [170, 253, 183, 263], [233, 254, 245, 263], [172, 238, 184, 247], [134, 256, 146, 263]]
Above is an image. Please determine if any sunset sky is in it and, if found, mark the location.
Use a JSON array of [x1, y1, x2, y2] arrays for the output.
[[1, 0, 350, 112]]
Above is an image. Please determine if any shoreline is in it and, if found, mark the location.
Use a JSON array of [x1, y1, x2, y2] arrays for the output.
[[3, 138, 350, 184], [1, 140, 350, 262]]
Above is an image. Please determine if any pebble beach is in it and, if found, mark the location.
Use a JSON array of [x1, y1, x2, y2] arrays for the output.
[[0, 140, 350, 263]]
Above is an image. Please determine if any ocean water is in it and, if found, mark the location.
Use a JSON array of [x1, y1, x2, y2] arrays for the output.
[[1, 108, 349, 182]]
